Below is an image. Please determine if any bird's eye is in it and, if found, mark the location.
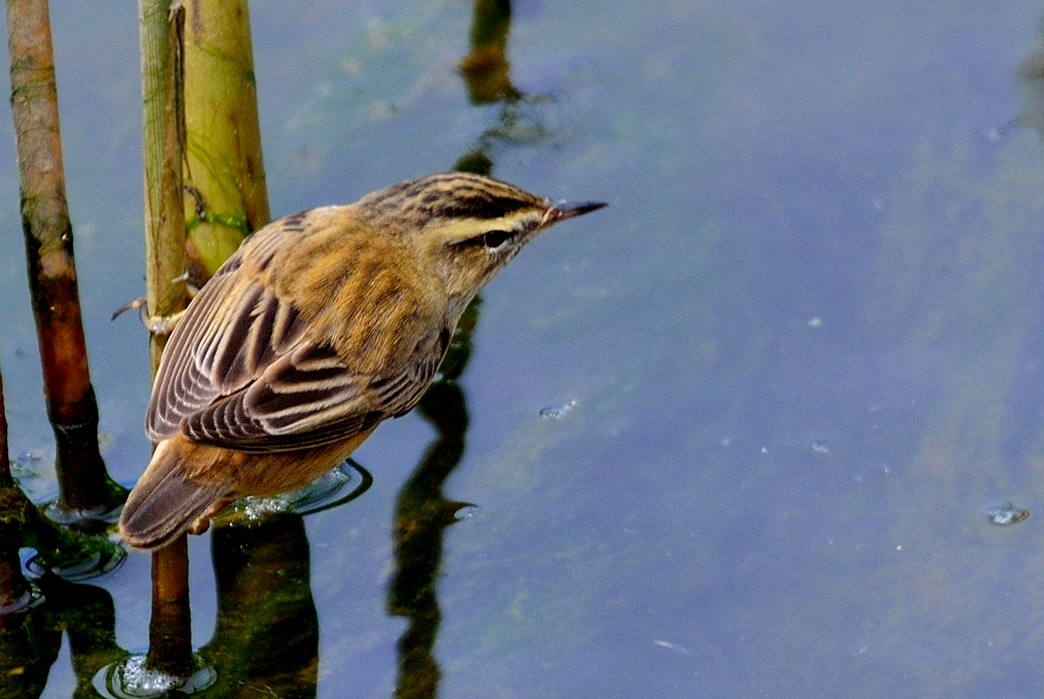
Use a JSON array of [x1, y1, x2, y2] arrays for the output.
[[480, 229, 513, 251]]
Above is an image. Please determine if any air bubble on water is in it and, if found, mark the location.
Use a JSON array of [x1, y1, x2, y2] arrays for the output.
[[454, 504, 482, 521], [540, 399, 578, 420], [235, 494, 291, 522], [94, 653, 216, 698], [218, 459, 372, 526], [109, 655, 180, 695], [986, 502, 1029, 526]]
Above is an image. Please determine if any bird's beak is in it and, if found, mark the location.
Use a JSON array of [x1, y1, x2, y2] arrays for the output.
[[546, 200, 608, 225]]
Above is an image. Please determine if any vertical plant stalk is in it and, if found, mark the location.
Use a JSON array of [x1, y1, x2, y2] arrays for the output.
[[140, 0, 188, 372], [140, 0, 192, 679], [146, 533, 192, 674], [183, 0, 270, 281], [6, 0, 119, 516]]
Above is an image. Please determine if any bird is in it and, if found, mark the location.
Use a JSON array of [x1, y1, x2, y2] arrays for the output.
[[118, 172, 606, 550]]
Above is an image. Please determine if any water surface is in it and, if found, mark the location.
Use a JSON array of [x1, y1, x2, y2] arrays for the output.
[[3, 2, 1044, 697]]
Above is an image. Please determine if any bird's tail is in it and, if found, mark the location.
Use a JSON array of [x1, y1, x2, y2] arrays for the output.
[[119, 438, 227, 550]]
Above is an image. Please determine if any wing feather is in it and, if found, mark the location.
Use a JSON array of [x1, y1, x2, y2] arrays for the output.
[[146, 243, 449, 452], [147, 269, 244, 438]]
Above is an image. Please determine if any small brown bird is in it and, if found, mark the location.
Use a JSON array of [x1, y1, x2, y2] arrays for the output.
[[119, 172, 605, 549]]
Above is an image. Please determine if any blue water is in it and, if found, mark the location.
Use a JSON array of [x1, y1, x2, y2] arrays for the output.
[[4, 2, 1044, 697]]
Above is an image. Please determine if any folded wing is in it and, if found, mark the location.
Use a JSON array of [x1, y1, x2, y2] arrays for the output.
[[146, 258, 446, 453]]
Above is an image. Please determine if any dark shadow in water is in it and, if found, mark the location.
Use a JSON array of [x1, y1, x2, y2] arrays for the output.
[[0, 574, 123, 698], [460, 0, 518, 106], [388, 2, 536, 692], [455, 0, 557, 177], [201, 514, 321, 698], [388, 300, 480, 698]]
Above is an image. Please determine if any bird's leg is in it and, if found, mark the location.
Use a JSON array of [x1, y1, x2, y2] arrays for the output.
[[112, 277, 197, 337]]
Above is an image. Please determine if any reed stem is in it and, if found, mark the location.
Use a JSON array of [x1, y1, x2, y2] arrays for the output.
[[6, 0, 121, 516]]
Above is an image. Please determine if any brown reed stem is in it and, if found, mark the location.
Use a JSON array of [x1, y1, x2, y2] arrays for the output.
[[146, 534, 193, 675], [6, 0, 119, 516]]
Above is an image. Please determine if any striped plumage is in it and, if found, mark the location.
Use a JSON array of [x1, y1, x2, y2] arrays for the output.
[[119, 172, 605, 550]]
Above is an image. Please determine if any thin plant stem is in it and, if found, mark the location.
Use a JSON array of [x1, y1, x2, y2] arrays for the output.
[[139, 0, 193, 679], [140, 0, 189, 372], [182, 0, 270, 282], [6, 0, 122, 516]]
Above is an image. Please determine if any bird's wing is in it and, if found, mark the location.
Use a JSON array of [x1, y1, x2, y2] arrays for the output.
[[145, 263, 270, 440], [147, 261, 447, 452]]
